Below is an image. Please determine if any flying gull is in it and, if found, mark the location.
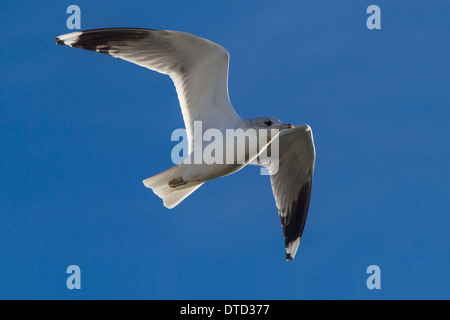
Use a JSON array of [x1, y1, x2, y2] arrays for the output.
[[56, 28, 316, 261]]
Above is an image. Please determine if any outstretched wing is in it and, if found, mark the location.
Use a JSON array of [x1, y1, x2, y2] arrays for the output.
[[264, 125, 316, 261], [56, 28, 240, 153]]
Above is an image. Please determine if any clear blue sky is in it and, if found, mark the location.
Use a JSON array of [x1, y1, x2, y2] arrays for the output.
[[1, 0, 449, 299]]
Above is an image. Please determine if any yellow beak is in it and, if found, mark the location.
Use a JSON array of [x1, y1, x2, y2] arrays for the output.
[[280, 123, 295, 130]]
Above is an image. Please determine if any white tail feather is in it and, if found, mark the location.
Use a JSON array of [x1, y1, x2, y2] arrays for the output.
[[143, 165, 204, 209]]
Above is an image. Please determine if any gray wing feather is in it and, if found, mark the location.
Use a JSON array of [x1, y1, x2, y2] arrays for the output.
[[267, 125, 316, 261]]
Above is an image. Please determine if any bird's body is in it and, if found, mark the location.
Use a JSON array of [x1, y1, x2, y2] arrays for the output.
[[56, 28, 315, 261], [172, 117, 286, 182]]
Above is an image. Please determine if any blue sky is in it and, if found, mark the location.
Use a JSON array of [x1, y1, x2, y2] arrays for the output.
[[0, 0, 449, 299]]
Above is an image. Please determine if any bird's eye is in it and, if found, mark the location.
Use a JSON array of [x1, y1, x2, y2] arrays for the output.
[[264, 120, 272, 126]]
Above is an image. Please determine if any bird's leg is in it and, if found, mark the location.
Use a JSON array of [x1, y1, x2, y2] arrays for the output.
[[168, 177, 188, 188]]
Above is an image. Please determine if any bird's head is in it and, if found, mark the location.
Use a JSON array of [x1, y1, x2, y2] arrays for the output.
[[250, 117, 294, 131], [244, 117, 294, 142]]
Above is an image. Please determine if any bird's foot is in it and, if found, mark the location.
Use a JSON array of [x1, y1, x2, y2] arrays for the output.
[[168, 177, 188, 188]]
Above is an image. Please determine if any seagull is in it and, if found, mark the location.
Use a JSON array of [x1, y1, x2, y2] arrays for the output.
[[56, 28, 316, 261]]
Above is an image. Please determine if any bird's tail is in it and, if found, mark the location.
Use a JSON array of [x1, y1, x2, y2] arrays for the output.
[[143, 164, 204, 209]]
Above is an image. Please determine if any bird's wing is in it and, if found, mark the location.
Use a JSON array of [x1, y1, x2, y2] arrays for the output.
[[260, 125, 316, 261], [56, 28, 240, 153]]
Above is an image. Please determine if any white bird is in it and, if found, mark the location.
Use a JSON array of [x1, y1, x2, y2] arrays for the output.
[[56, 28, 316, 261]]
